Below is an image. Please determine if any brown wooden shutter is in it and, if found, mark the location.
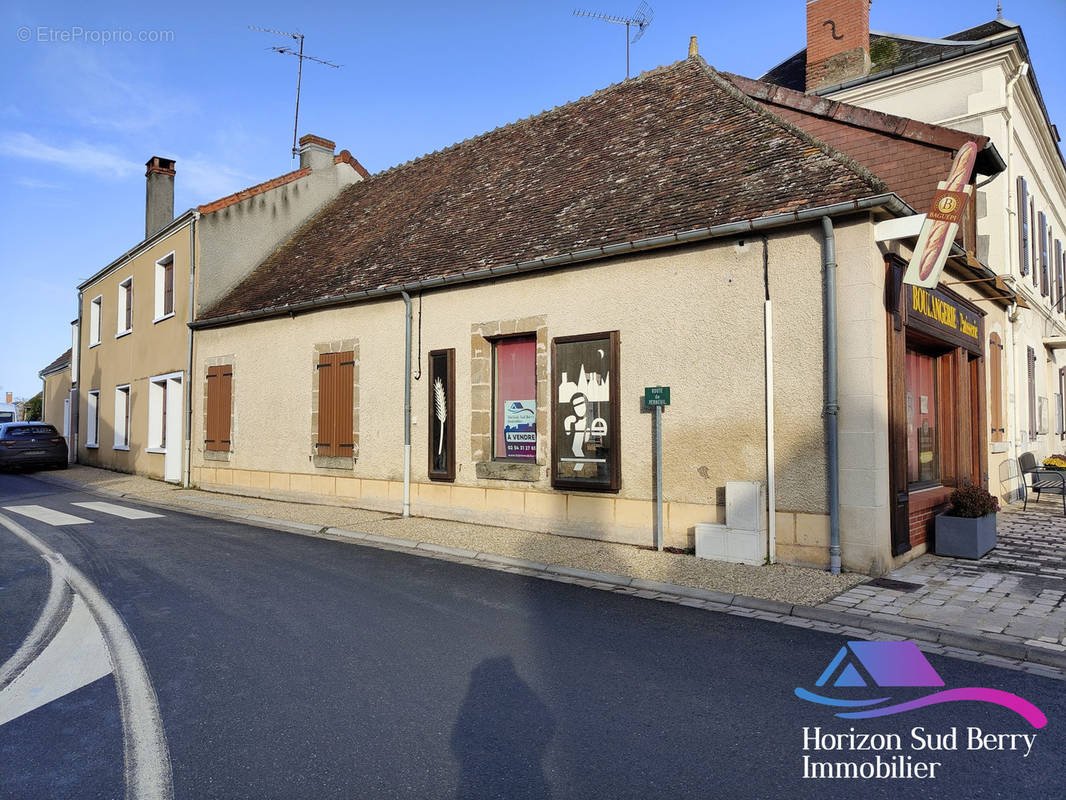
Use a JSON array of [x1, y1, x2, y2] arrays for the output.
[[164, 263, 174, 315], [205, 366, 220, 450], [317, 351, 354, 457], [125, 284, 133, 330], [1018, 177, 1029, 276], [219, 368, 232, 449]]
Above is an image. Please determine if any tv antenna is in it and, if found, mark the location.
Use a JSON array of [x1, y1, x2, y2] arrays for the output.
[[574, 2, 653, 79], [250, 26, 341, 160]]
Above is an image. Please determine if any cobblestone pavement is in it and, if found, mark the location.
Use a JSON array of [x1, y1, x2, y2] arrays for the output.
[[822, 501, 1066, 660]]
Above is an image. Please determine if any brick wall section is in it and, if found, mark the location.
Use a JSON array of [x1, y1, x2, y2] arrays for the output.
[[908, 487, 952, 548], [806, 0, 870, 90]]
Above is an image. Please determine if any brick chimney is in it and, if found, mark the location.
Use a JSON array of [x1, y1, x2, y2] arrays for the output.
[[298, 134, 336, 172], [145, 156, 176, 238], [806, 0, 871, 92]]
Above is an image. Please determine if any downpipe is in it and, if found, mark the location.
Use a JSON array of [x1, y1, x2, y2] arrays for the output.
[[183, 212, 199, 488], [400, 291, 412, 517], [822, 217, 841, 575]]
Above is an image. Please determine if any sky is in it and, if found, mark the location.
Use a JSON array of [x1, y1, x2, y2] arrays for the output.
[[1, 0, 1064, 400]]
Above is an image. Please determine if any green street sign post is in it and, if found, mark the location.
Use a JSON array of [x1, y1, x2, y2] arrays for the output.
[[645, 387, 670, 551]]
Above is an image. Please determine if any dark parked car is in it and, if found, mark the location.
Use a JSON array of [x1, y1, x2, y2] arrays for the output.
[[0, 422, 68, 471]]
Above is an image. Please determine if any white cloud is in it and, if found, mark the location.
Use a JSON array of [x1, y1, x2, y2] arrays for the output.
[[0, 132, 140, 178], [177, 154, 258, 203], [16, 176, 68, 190]]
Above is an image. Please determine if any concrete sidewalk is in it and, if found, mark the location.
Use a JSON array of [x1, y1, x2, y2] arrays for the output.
[[29, 465, 1066, 678]]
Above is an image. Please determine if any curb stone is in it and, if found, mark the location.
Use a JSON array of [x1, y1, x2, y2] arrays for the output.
[[28, 472, 1066, 678]]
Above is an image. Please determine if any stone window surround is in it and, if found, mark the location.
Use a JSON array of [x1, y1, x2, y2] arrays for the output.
[[202, 355, 236, 462], [471, 316, 547, 483], [311, 338, 359, 470]]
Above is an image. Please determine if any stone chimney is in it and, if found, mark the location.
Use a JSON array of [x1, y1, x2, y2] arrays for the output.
[[298, 134, 336, 172], [806, 0, 871, 92], [145, 156, 176, 239]]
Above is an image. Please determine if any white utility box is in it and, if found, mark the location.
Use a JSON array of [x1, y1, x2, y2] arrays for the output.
[[694, 481, 768, 566]]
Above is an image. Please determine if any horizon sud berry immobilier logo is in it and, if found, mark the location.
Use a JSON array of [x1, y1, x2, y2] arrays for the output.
[[793, 641, 1047, 781]]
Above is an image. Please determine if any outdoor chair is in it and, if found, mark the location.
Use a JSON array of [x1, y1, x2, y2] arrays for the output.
[[1020, 452, 1066, 516]]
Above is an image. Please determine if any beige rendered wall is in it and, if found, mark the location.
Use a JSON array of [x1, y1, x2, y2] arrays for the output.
[[42, 368, 71, 433], [78, 225, 192, 478], [192, 220, 890, 568]]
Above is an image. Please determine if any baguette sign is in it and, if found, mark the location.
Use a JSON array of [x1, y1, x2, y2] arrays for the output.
[[903, 141, 979, 288]]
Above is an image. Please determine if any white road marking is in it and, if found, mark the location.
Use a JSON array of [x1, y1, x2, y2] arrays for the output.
[[0, 513, 174, 799], [71, 501, 164, 520], [2, 505, 92, 526], [0, 594, 113, 727], [0, 558, 72, 691]]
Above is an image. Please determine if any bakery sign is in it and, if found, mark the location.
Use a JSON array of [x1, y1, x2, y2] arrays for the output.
[[908, 285, 983, 354], [903, 141, 979, 288]]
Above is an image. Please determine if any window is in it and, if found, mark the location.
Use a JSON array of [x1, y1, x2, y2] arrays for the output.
[[205, 365, 233, 452], [1056, 239, 1064, 313], [1031, 198, 1038, 287], [148, 376, 168, 449], [316, 351, 355, 458], [86, 390, 100, 447], [114, 385, 130, 449], [1017, 177, 1030, 276], [155, 254, 174, 321], [117, 278, 133, 335], [906, 349, 939, 485], [988, 333, 1005, 443], [89, 295, 102, 346], [1039, 213, 1049, 297], [552, 331, 620, 491], [428, 349, 455, 481], [1028, 346, 1038, 440], [493, 336, 537, 461]]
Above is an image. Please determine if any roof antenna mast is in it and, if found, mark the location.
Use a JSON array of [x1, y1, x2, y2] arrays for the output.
[[250, 26, 341, 160], [573, 2, 654, 79]]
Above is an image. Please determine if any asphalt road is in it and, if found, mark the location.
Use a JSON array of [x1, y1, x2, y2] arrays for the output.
[[1, 472, 1064, 799]]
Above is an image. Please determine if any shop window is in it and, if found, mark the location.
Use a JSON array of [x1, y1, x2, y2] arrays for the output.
[[428, 349, 455, 481], [552, 332, 620, 491], [117, 278, 133, 335], [155, 254, 175, 321], [988, 333, 1005, 443], [86, 390, 100, 447], [205, 366, 233, 452], [89, 295, 102, 346], [493, 336, 537, 461], [906, 349, 939, 486], [1017, 177, 1030, 276], [114, 385, 130, 449], [317, 351, 355, 459]]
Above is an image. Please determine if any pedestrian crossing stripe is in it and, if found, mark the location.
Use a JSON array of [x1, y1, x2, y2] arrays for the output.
[[71, 501, 163, 520], [2, 505, 92, 526]]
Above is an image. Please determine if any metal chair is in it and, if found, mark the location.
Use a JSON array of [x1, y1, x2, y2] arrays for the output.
[[1020, 453, 1066, 516]]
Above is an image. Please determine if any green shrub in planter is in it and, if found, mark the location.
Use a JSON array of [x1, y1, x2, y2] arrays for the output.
[[934, 484, 998, 559]]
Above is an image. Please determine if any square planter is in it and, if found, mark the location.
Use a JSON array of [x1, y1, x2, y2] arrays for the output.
[[933, 512, 996, 559]]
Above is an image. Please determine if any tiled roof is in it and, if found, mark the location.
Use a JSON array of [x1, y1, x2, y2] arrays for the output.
[[200, 57, 886, 322], [761, 18, 1017, 91], [39, 348, 71, 377]]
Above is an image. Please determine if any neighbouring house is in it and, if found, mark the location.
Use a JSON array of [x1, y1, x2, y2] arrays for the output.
[[38, 347, 73, 461], [188, 53, 1012, 574], [73, 135, 368, 483], [761, 0, 1066, 506]]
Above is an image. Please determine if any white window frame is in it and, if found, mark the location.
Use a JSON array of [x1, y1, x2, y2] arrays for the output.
[[147, 371, 182, 453], [86, 390, 100, 447], [154, 252, 176, 323], [89, 295, 102, 347], [114, 385, 131, 449], [117, 277, 133, 337]]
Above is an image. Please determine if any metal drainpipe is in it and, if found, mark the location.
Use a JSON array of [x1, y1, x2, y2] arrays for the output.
[[762, 236, 777, 563], [400, 291, 412, 517], [183, 212, 199, 488], [822, 216, 841, 574]]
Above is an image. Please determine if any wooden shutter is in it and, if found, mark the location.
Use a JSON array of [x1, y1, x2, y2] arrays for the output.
[[164, 263, 174, 315], [317, 351, 354, 457], [125, 284, 133, 330], [205, 366, 233, 451], [1028, 346, 1037, 439], [1017, 177, 1029, 276], [1032, 198, 1038, 286], [1056, 239, 1064, 312], [989, 333, 1003, 442], [1039, 213, 1049, 297]]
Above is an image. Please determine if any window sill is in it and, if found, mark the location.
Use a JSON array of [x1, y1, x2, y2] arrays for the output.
[[85, 443, 99, 449], [153, 312, 175, 324], [204, 449, 230, 462], [475, 461, 540, 482], [89, 341, 101, 349], [313, 455, 354, 470], [146, 447, 166, 454], [113, 445, 130, 451], [115, 329, 132, 339]]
